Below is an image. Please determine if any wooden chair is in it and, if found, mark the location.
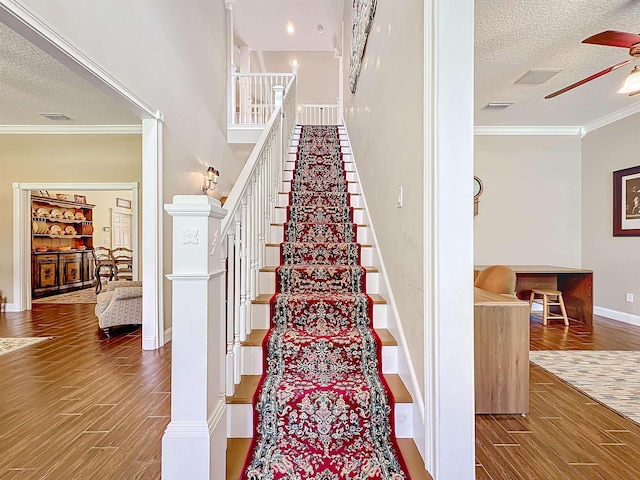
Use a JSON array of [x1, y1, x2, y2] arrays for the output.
[[474, 265, 517, 296], [111, 247, 133, 281], [529, 288, 569, 326], [94, 247, 115, 293]]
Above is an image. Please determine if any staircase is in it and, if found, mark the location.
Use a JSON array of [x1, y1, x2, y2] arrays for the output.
[[226, 125, 429, 479]]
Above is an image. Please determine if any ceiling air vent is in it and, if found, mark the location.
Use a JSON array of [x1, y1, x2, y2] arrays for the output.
[[39, 113, 71, 121], [483, 102, 513, 110], [515, 68, 562, 85]]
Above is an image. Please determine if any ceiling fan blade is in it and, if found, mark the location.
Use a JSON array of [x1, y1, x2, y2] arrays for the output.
[[583, 30, 640, 48], [545, 60, 632, 99]]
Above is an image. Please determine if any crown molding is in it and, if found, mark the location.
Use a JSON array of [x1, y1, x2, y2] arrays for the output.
[[0, 125, 142, 134], [582, 101, 640, 136], [0, 0, 163, 122], [474, 125, 585, 137]]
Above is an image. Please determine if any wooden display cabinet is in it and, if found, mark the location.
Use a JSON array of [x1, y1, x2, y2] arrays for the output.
[[31, 195, 97, 298]]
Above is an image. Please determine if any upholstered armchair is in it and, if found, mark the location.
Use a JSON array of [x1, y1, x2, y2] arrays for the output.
[[95, 280, 142, 336]]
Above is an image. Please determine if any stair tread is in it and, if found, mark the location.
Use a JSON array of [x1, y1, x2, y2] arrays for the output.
[[278, 192, 360, 193], [260, 265, 378, 273], [271, 222, 367, 226], [266, 242, 372, 247], [226, 438, 431, 480], [226, 375, 261, 404], [227, 373, 411, 404], [242, 328, 397, 347], [252, 293, 387, 304]]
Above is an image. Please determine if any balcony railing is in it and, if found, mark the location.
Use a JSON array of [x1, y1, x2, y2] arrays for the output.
[[297, 103, 340, 125], [230, 73, 295, 124]]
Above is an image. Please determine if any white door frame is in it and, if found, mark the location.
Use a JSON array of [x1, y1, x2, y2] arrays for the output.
[[423, 0, 475, 477], [1, 1, 165, 350]]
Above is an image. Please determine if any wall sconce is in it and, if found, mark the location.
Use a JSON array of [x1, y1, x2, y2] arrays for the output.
[[202, 166, 220, 194]]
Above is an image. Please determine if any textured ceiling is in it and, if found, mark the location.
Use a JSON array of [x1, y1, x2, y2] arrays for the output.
[[475, 0, 640, 127], [0, 22, 139, 126]]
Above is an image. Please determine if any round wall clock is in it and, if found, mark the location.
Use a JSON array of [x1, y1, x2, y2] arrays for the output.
[[474, 176, 483, 198]]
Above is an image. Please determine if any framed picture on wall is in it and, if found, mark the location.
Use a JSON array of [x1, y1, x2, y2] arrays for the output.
[[613, 165, 640, 236], [116, 198, 132, 209], [349, 0, 378, 93]]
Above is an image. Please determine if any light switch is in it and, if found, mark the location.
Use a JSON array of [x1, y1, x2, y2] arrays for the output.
[[397, 186, 403, 208]]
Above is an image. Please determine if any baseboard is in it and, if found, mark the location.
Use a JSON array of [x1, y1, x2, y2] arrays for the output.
[[594, 306, 640, 327], [164, 327, 172, 344], [4, 302, 19, 312]]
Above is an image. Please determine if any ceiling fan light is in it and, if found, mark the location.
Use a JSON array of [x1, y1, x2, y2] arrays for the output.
[[618, 66, 640, 94]]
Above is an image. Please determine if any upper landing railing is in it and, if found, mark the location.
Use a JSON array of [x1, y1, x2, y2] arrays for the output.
[[230, 72, 341, 126]]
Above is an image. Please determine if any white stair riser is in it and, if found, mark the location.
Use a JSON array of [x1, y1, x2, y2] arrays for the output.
[[227, 403, 412, 438], [250, 302, 388, 330], [258, 269, 379, 295], [269, 224, 368, 244], [241, 344, 397, 375]]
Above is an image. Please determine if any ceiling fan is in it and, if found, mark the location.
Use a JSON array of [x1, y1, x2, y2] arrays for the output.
[[545, 30, 640, 99]]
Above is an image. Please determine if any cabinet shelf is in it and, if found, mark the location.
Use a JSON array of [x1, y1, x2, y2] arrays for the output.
[[32, 217, 92, 224], [33, 234, 91, 239]]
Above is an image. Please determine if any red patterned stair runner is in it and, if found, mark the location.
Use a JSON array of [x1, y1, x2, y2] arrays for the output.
[[241, 125, 410, 479]]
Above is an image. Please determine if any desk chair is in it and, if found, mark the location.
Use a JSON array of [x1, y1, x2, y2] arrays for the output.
[[474, 265, 517, 296]]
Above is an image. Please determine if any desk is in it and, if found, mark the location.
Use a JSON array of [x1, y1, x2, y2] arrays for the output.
[[474, 287, 530, 415], [475, 265, 593, 325]]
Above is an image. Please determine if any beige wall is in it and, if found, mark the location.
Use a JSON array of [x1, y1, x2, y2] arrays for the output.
[[474, 135, 582, 267], [583, 114, 640, 317], [0, 134, 141, 303], [342, 1, 425, 393]]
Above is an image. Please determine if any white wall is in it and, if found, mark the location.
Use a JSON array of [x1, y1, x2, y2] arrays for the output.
[[342, 0, 425, 393], [21, 0, 234, 328], [474, 135, 582, 267], [582, 114, 640, 319]]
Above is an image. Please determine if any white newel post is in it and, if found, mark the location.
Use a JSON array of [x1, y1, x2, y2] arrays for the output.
[[162, 195, 228, 480]]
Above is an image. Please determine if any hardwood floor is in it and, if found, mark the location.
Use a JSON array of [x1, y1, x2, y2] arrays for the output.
[[4, 306, 640, 479], [476, 315, 640, 480], [0, 304, 170, 479]]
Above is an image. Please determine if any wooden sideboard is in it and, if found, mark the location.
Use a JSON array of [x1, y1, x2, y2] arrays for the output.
[[474, 287, 530, 415], [475, 265, 594, 325], [32, 250, 96, 298]]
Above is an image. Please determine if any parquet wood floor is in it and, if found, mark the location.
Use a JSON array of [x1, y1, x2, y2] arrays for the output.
[[4, 306, 640, 479], [0, 304, 170, 480], [476, 315, 640, 479]]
